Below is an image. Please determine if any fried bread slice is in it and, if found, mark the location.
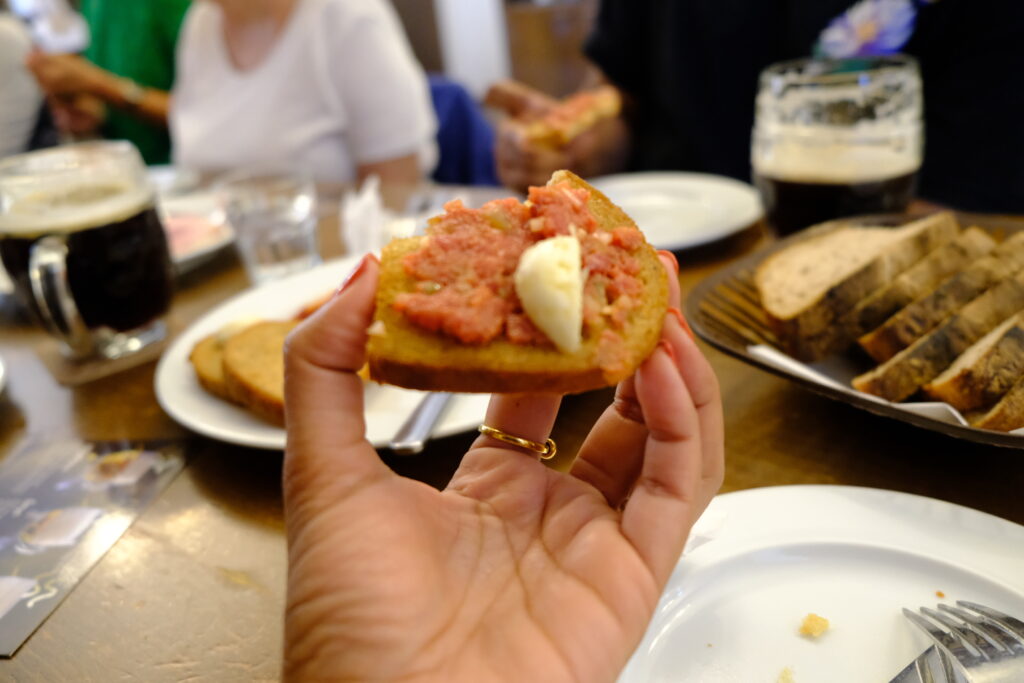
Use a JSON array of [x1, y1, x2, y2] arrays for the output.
[[367, 170, 669, 394]]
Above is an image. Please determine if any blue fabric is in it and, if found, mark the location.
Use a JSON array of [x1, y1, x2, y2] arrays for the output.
[[429, 75, 500, 186]]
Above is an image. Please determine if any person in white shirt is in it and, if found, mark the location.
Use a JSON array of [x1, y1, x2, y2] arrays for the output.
[[170, 0, 437, 184], [0, 12, 43, 158]]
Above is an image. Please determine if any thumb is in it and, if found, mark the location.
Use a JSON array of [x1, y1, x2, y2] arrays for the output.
[[284, 254, 389, 491]]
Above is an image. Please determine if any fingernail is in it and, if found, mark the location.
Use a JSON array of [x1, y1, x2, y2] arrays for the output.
[[668, 306, 697, 342], [658, 249, 680, 274], [336, 253, 376, 296], [658, 339, 677, 364]]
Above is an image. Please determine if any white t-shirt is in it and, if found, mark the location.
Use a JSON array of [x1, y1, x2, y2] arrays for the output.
[[170, 0, 437, 183], [0, 14, 42, 158]]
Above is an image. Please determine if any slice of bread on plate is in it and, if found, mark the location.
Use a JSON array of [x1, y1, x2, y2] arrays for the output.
[[852, 272, 1024, 402], [968, 376, 1024, 431], [923, 313, 1024, 412], [189, 333, 232, 401], [858, 231, 1024, 362], [367, 170, 668, 394], [754, 211, 959, 360], [796, 224, 993, 360], [222, 320, 297, 425]]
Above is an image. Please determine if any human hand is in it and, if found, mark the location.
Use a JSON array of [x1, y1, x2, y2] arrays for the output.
[[25, 52, 107, 98], [282, 251, 724, 682], [48, 93, 105, 136], [488, 80, 631, 193]]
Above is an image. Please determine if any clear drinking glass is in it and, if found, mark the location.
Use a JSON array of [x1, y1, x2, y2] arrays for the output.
[[217, 169, 320, 284], [751, 55, 923, 236], [0, 141, 174, 359]]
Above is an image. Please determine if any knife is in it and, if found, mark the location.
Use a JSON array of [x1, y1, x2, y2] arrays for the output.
[[388, 392, 453, 455]]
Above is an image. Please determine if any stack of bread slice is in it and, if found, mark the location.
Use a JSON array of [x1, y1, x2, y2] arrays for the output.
[[755, 211, 1024, 432], [189, 320, 297, 425]]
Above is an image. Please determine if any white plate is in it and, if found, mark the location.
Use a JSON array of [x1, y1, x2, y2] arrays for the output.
[[155, 256, 491, 451], [620, 485, 1024, 683], [589, 172, 763, 251]]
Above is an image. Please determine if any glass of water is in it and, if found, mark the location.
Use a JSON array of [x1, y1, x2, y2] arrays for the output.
[[217, 168, 320, 284]]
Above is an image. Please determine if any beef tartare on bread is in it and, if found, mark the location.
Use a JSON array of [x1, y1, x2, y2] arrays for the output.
[[367, 170, 669, 394]]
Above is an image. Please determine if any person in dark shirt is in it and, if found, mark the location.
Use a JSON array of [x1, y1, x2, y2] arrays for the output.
[[497, 0, 1024, 213]]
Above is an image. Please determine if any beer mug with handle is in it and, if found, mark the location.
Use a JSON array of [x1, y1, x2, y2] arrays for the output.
[[0, 141, 174, 359], [752, 55, 923, 237]]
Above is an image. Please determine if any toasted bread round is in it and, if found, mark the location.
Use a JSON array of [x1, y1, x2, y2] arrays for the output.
[[221, 321, 297, 425], [189, 333, 232, 401], [367, 170, 668, 394]]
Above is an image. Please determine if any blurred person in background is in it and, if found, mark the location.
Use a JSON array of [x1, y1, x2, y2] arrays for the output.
[[170, 0, 436, 184], [495, 0, 1024, 214], [24, 0, 189, 165], [0, 9, 42, 157]]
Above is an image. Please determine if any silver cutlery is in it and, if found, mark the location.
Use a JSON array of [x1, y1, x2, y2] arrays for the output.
[[388, 392, 453, 455], [900, 601, 1024, 683]]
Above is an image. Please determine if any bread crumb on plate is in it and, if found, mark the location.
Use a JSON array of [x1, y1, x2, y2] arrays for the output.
[[777, 666, 796, 683], [798, 612, 830, 638]]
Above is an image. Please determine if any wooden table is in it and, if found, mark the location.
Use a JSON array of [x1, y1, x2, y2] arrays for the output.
[[1, 206, 1023, 681]]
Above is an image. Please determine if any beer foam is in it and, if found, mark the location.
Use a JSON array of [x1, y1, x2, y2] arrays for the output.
[[0, 181, 153, 236], [752, 140, 920, 184]]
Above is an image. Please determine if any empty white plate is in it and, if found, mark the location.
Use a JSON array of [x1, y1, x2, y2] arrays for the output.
[[590, 172, 763, 251]]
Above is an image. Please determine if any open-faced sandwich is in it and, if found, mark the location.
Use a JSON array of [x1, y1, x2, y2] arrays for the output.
[[367, 170, 669, 394]]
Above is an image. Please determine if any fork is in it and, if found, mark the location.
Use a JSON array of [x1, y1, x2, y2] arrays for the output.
[[902, 601, 1024, 682]]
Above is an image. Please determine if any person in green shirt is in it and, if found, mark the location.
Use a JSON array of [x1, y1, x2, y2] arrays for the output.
[[25, 0, 189, 165]]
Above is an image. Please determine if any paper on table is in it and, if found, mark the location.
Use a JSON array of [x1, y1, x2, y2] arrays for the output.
[[746, 344, 1024, 434]]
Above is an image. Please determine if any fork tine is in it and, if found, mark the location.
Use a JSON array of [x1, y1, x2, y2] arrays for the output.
[[957, 601, 1024, 654], [958, 601, 1024, 642], [939, 604, 1021, 656], [926, 606, 1003, 660], [903, 607, 982, 667]]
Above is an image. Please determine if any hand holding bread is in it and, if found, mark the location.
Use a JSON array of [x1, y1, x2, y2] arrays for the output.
[[280, 221, 724, 680]]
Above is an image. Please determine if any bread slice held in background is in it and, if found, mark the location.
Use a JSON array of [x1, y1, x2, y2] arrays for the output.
[[754, 212, 959, 360], [367, 170, 669, 394]]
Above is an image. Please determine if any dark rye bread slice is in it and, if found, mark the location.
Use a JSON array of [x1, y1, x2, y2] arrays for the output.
[[923, 313, 1024, 412], [796, 225, 994, 360], [755, 212, 958, 359], [859, 231, 1024, 362], [367, 170, 669, 394], [852, 272, 1024, 402], [969, 376, 1024, 431]]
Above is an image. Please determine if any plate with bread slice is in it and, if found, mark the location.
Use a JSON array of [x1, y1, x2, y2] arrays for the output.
[[589, 172, 763, 252], [154, 255, 492, 451], [688, 210, 1024, 448]]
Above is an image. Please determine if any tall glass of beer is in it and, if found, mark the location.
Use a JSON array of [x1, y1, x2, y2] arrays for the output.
[[0, 142, 174, 359], [752, 55, 923, 237]]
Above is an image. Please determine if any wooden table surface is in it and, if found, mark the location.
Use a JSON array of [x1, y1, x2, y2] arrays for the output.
[[1, 203, 1023, 681]]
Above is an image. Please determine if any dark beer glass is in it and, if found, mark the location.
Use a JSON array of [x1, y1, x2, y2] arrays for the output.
[[0, 142, 174, 359], [752, 55, 923, 236]]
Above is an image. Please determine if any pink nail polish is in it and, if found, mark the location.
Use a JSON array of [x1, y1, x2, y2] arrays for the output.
[[336, 253, 377, 296], [658, 339, 677, 363], [668, 306, 697, 342], [658, 249, 680, 274]]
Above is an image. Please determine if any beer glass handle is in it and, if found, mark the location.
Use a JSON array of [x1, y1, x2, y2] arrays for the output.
[[28, 236, 95, 358]]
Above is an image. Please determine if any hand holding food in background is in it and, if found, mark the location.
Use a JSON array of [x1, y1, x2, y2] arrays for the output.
[[488, 79, 632, 192], [279, 171, 724, 681]]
